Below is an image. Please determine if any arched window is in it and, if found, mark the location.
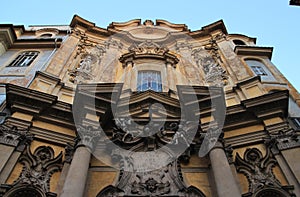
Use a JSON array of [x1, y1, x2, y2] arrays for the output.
[[137, 70, 162, 92], [7, 51, 39, 67], [254, 188, 289, 197], [245, 59, 268, 76], [233, 39, 246, 45], [245, 59, 277, 82], [4, 186, 45, 197]]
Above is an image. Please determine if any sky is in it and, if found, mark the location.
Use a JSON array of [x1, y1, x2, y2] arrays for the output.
[[1, 0, 299, 91]]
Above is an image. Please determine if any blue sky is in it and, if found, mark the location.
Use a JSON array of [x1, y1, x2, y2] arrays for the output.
[[1, 0, 299, 91]]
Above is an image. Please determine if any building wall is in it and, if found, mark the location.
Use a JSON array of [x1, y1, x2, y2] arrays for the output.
[[0, 15, 299, 197]]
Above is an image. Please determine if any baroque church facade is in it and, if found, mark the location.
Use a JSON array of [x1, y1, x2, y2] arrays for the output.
[[0, 15, 299, 197]]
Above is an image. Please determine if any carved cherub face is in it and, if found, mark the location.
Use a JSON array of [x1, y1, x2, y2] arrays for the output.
[[36, 149, 51, 161], [248, 151, 259, 162], [145, 178, 158, 193]]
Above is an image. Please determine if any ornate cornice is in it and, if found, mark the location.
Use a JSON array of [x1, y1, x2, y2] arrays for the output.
[[189, 20, 228, 38], [234, 45, 273, 60], [0, 24, 17, 50], [119, 40, 179, 67]]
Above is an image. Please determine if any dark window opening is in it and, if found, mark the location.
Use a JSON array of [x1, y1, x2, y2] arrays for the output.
[[233, 39, 246, 45], [40, 33, 52, 38], [7, 51, 39, 67], [250, 65, 267, 76], [7, 187, 44, 197], [290, 117, 300, 129]]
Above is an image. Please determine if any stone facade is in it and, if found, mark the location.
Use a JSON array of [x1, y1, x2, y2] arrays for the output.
[[0, 15, 299, 197]]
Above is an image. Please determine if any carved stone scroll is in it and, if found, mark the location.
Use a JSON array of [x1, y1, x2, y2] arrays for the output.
[[0, 146, 62, 197], [235, 148, 283, 195]]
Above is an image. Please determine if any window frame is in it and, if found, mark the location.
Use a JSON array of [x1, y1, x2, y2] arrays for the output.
[[137, 70, 162, 92], [7, 51, 39, 67], [245, 59, 269, 76], [250, 65, 268, 76]]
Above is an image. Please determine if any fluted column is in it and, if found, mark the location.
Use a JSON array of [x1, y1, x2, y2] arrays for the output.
[[60, 126, 101, 197], [209, 141, 240, 197]]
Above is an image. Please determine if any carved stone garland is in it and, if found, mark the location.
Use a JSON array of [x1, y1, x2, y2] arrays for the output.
[[1, 146, 62, 197], [235, 148, 292, 196]]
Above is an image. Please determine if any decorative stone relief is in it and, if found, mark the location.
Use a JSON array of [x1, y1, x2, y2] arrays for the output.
[[199, 126, 224, 153], [235, 148, 282, 194], [64, 143, 75, 163], [96, 117, 205, 196], [128, 40, 168, 56], [97, 154, 205, 197], [265, 128, 300, 151], [0, 124, 32, 147], [119, 40, 178, 68], [113, 117, 144, 144], [175, 41, 192, 51], [113, 118, 198, 150], [1, 146, 62, 196], [104, 38, 123, 50], [114, 151, 184, 195], [68, 44, 106, 83], [224, 144, 234, 164], [212, 33, 227, 42], [192, 47, 228, 86], [72, 29, 91, 59], [169, 121, 198, 147], [131, 176, 170, 195], [75, 125, 102, 150]]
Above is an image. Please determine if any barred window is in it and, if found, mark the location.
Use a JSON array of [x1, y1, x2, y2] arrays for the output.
[[290, 117, 300, 129], [7, 51, 39, 67], [245, 59, 268, 76], [137, 71, 162, 92], [250, 65, 267, 76]]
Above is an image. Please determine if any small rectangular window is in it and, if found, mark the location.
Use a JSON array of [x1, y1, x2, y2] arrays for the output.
[[250, 65, 267, 76], [7, 51, 39, 67]]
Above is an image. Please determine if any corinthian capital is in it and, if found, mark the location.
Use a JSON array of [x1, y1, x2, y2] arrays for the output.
[[76, 125, 102, 150]]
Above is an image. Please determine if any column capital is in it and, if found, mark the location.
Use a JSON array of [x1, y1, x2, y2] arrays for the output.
[[0, 124, 33, 150], [75, 125, 102, 151], [200, 126, 224, 154], [64, 143, 75, 163], [265, 128, 300, 152]]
